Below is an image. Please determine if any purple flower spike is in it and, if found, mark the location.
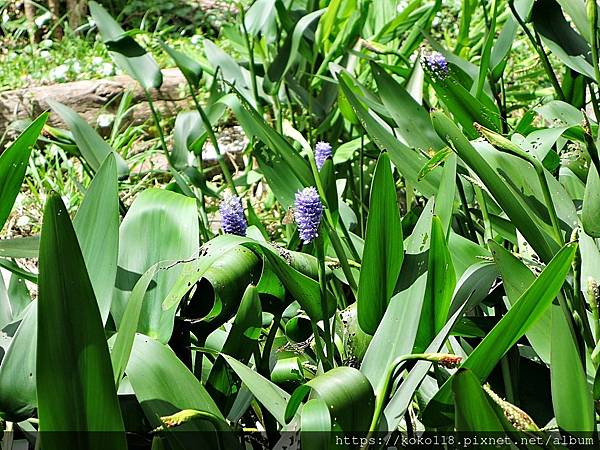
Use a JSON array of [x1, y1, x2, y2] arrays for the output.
[[294, 187, 323, 244], [220, 194, 247, 236], [423, 52, 449, 79], [315, 141, 333, 170]]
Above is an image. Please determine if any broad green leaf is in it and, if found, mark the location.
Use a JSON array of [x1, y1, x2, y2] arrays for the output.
[[287, 367, 375, 432], [208, 285, 262, 397], [0, 236, 39, 259], [381, 300, 470, 430], [37, 195, 125, 449], [423, 242, 577, 427], [371, 62, 444, 151], [125, 334, 233, 449], [433, 153, 457, 235], [489, 241, 552, 364], [244, 0, 277, 41], [0, 302, 37, 421], [112, 189, 199, 343], [453, 368, 505, 431], [338, 72, 440, 196], [73, 154, 119, 324], [415, 215, 455, 352], [427, 67, 501, 138], [160, 41, 203, 87], [358, 152, 403, 335], [301, 399, 331, 450], [551, 306, 595, 432], [47, 100, 129, 178], [531, 0, 594, 79], [280, 10, 326, 83], [582, 164, 600, 238], [361, 199, 433, 393], [90, 1, 163, 90], [431, 111, 556, 263], [111, 263, 160, 385], [222, 354, 290, 426], [163, 235, 336, 323], [0, 113, 47, 232]]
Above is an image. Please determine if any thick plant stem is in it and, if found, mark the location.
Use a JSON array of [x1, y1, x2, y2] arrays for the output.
[[367, 353, 461, 437], [189, 90, 238, 195], [316, 237, 335, 369]]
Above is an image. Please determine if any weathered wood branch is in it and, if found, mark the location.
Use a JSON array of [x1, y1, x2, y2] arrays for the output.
[[0, 68, 191, 132]]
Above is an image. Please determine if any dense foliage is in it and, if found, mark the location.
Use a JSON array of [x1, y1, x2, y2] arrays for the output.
[[2, 0, 600, 448]]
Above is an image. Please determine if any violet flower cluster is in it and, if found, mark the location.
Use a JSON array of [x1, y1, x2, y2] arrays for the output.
[[422, 52, 449, 79], [315, 141, 333, 170], [220, 194, 247, 236], [294, 187, 323, 244]]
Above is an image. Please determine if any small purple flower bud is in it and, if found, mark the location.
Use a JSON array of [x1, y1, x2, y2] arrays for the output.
[[315, 141, 333, 170], [294, 187, 323, 244], [422, 52, 449, 79], [220, 194, 247, 236]]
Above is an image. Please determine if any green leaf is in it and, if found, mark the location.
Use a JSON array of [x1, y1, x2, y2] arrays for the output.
[[489, 241, 552, 363], [431, 111, 556, 263], [89, 1, 163, 90], [301, 399, 331, 450], [111, 263, 160, 385], [338, 72, 440, 197], [37, 195, 125, 448], [0, 113, 47, 232], [551, 306, 595, 432], [433, 153, 457, 235], [371, 62, 444, 151], [0, 302, 37, 421], [73, 154, 119, 324], [208, 285, 262, 397], [582, 164, 600, 238], [125, 334, 232, 449], [163, 235, 336, 323], [381, 300, 470, 430], [0, 236, 39, 259], [112, 189, 199, 343], [453, 368, 505, 431], [47, 100, 129, 178], [160, 41, 203, 88], [280, 9, 326, 83], [531, 0, 594, 79], [222, 354, 290, 426], [288, 367, 375, 432], [415, 215, 455, 352], [361, 199, 433, 393], [423, 242, 577, 427], [358, 152, 403, 335]]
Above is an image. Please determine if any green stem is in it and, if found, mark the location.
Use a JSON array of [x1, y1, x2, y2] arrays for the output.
[[189, 89, 238, 196], [239, 4, 262, 114], [474, 186, 493, 244], [316, 237, 334, 369], [308, 152, 359, 293], [144, 88, 169, 156], [367, 353, 460, 437]]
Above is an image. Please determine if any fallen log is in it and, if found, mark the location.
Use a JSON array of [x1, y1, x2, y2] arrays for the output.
[[0, 68, 192, 131]]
